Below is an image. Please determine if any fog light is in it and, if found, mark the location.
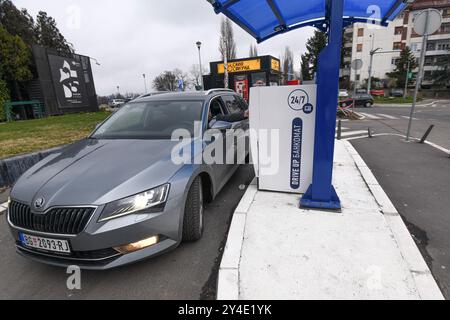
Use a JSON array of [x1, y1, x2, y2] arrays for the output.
[[114, 235, 160, 254]]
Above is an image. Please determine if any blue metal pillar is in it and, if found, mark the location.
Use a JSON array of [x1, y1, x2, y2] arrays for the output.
[[300, 0, 343, 210]]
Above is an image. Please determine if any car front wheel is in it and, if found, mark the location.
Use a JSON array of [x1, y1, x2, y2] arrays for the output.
[[365, 101, 373, 108], [182, 176, 204, 242]]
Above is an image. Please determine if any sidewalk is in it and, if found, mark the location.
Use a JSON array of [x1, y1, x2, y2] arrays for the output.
[[217, 140, 444, 300]]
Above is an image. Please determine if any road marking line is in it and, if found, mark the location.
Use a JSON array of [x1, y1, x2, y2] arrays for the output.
[[359, 113, 382, 120], [338, 130, 368, 138], [376, 113, 398, 120], [401, 116, 418, 120]]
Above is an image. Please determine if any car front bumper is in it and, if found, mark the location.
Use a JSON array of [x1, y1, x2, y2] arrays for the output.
[[7, 193, 185, 270]]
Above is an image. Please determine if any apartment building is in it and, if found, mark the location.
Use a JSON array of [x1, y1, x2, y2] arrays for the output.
[[341, 0, 450, 88]]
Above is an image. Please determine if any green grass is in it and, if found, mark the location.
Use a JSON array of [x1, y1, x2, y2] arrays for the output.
[[0, 111, 111, 159], [373, 96, 419, 104]]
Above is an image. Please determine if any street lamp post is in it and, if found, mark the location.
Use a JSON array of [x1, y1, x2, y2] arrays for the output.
[[143, 74, 147, 94], [404, 60, 411, 99], [196, 41, 204, 90], [368, 49, 401, 94]]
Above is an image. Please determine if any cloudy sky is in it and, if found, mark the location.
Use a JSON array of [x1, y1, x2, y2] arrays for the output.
[[13, 0, 315, 96]]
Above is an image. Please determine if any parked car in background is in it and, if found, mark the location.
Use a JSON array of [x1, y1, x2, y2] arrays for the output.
[[391, 88, 404, 97], [339, 93, 374, 108], [108, 99, 126, 108]]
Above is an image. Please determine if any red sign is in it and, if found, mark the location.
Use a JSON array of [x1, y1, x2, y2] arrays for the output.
[[235, 75, 249, 101], [286, 80, 301, 86]]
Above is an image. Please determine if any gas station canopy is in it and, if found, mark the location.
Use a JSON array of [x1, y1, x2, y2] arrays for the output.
[[208, 0, 407, 42]]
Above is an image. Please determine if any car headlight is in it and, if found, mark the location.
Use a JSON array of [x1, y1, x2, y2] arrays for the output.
[[98, 184, 170, 222]]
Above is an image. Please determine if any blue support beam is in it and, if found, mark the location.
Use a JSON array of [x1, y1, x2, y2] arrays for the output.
[[300, 0, 344, 210]]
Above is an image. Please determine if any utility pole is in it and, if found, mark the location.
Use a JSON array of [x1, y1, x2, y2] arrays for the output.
[[367, 34, 376, 94], [143, 74, 147, 94], [403, 60, 410, 99], [196, 41, 204, 90]]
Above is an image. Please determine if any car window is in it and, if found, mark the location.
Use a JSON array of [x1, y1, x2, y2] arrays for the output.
[[222, 95, 243, 114], [236, 96, 249, 111], [92, 100, 204, 140], [209, 98, 226, 117]]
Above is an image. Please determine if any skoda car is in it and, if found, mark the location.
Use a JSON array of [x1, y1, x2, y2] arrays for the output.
[[7, 89, 249, 270]]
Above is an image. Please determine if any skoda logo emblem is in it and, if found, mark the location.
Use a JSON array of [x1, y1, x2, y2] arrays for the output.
[[34, 197, 45, 209]]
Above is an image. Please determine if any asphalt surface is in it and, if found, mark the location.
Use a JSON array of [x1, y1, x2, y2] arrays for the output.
[[0, 165, 255, 300], [342, 100, 450, 299]]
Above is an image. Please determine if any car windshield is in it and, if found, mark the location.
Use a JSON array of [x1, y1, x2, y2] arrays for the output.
[[92, 100, 204, 140]]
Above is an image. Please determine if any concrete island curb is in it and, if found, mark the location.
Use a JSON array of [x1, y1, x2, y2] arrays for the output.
[[217, 141, 444, 300], [217, 179, 257, 300]]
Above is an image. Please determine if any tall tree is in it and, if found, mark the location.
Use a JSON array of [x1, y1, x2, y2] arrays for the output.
[[249, 44, 258, 57], [189, 64, 208, 89], [153, 71, 177, 92], [433, 51, 450, 87], [0, 0, 36, 45], [300, 53, 312, 81], [219, 18, 237, 61], [305, 30, 328, 76], [35, 11, 73, 53], [282, 46, 294, 82], [0, 26, 32, 99], [387, 47, 418, 88]]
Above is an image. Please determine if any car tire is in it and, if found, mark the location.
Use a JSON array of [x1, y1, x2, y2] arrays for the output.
[[182, 176, 204, 242], [365, 102, 372, 108]]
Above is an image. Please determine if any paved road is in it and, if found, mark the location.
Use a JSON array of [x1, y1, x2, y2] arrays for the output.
[[340, 101, 450, 298], [339, 100, 450, 150], [0, 165, 255, 300]]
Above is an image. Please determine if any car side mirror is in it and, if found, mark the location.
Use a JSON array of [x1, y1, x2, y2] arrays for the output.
[[209, 120, 232, 131]]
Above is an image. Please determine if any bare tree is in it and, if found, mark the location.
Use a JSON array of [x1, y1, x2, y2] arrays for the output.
[[153, 71, 177, 91], [173, 68, 190, 91], [219, 18, 237, 61], [190, 64, 208, 90], [282, 46, 294, 82], [249, 44, 258, 57]]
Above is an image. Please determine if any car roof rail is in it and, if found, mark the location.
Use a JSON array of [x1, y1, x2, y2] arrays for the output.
[[204, 88, 235, 95]]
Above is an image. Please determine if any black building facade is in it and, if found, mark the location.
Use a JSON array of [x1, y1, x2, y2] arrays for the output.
[[29, 45, 98, 116]]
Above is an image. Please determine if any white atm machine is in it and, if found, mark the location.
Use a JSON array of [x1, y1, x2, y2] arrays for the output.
[[250, 85, 317, 194]]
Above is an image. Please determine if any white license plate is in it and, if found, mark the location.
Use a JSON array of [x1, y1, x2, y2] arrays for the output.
[[19, 233, 71, 254]]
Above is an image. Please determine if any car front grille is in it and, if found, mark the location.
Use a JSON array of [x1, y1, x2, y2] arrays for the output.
[[9, 201, 95, 235]]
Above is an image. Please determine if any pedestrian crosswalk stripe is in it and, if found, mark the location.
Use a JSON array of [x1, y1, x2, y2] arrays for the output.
[[339, 130, 367, 137], [359, 113, 382, 120], [376, 113, 398, 120]]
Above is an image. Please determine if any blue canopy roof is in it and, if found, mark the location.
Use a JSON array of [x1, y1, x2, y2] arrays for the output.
[[208, 0, 408, 42]]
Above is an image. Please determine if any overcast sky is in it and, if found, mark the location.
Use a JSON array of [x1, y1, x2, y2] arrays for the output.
[[13, 0, 315, 96]]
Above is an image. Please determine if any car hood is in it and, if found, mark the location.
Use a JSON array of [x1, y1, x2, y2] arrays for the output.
[[11, 139, 185, 211]]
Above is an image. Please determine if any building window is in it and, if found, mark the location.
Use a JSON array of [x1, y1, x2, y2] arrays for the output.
[[394, 26, 403, 35], [440, 23, 450, 33], [393, 42, 402, 50], [443, 8, 450, 18], [357, 44, 363, 52], [437, 43, 450, 50], [427, 42, 436, 51], [391, 58, 399, 65], [357, 28, 364, 37], [356, 75, 361, 81]]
